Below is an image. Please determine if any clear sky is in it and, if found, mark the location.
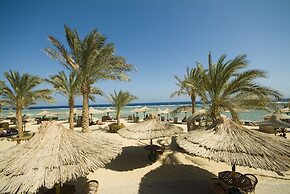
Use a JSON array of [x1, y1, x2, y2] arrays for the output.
[[0, 0, 290, 106]]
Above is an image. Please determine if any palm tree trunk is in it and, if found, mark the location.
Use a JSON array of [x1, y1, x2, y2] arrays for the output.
[[82, 89, 90, 132], [69, 96, 75, 130], [116, 109, 120, 125], [191, 95, 196, 114], [16, 106, 23, 137]]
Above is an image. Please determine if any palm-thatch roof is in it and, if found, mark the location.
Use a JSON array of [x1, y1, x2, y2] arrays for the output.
[[118, 118, 183, 140], [89, 107, 104, 114], [176, 117, 290, 172], [256, 114, 290, 128], [0, 122, 122, 193], [264, 112, 290, 121], [186, 109, 207, 123], [35, 110, 56, 117]]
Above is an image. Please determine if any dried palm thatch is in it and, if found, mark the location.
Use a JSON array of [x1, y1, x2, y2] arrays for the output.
[[264, 112, 290, 121], [0, 122, 122, 194], [118, 118, 183, 140], [176, 117, 290, 172], [255, 114, 290, 128], [186, 109, 207, 123]]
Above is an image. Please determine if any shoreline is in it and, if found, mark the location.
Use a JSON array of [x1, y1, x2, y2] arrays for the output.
[[0, 120, 289, 194]]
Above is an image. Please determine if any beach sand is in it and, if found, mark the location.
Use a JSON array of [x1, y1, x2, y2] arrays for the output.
[[0, 120, 289, 194]]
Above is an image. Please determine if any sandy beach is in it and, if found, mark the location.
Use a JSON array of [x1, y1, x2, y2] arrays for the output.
[[0, 119, 289, 194]]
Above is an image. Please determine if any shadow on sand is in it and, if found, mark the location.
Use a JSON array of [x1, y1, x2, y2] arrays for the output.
[[37, 177, 88, 194], [105, 146, 154, 171], [138, 164, 215, 194]]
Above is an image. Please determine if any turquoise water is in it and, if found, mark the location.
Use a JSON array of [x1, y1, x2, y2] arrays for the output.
[[0, 103, 270, 122]]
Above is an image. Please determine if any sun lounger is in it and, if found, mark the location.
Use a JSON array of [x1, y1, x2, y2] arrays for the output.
[[240, 174, 258, 194]]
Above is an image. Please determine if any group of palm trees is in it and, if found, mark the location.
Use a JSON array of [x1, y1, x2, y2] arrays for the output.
[[0, 25, 282, 138], [0, 25, 136, 137], [172, 53, 281, 124]]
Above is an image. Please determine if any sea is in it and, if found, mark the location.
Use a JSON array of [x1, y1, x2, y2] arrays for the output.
[[0, 101, 288, 122]]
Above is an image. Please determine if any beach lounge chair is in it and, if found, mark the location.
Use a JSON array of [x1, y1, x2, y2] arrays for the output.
[[133, 116, 139, 123], [240, 174, 258, 194], [174, 117, 178, 124], [76, 116, 82, 127], [128, 115, 133, 120], [85, 180, 99, 194], [102, 115, 112, 122]]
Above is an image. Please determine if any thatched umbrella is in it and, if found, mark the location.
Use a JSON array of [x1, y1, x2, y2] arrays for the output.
[[0, 122, 122, 193], [176, 117, 290, 172], [118, 118, 183, 143], [104, 107, 115, 116], [256, 114, 290, 128], [36, 110, 56, 117], [186, 109, 207, 131], [89, 107, 103, 114], [89, 107, 104, 121], [280, 107, 290, 114], [73, 108, 82, 115], [264, 112, 290, 121]]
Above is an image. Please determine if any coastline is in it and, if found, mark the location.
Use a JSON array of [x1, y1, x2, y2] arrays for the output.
[[0, 120, 289, 194]]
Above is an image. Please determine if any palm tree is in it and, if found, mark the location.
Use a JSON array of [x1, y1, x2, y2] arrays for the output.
[[0, 71, 53, 137], [44, 25, 134, 132], [46, 71, 80, 130], [171, 65, 205, 114], [200, 53, 281, 123], [0, 81, 5, 115], [108, 90, 137, 125]]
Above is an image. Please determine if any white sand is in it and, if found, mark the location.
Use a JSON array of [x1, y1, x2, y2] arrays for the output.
[[0, 120, 289, 194]]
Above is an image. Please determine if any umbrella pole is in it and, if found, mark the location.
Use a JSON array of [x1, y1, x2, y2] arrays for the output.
[[231, 164, 236, 178], [55, 184, 60, 194]]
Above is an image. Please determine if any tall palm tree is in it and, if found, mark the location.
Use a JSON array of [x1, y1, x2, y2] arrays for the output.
[[0, 81, 5, 115], [0, 71, 53, 137], [44, 25, 134, 132], [46, 71, 80, 130], [108, 90, 137, 125], [171, 64, 205, 114], [201, 53, 281, 123]]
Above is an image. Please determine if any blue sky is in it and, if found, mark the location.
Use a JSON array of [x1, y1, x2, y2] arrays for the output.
[[0, 0, 290, 106]]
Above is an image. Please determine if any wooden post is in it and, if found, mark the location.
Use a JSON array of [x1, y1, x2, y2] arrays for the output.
[[55, 184, 60, 194], [231, 164, 236, 178]]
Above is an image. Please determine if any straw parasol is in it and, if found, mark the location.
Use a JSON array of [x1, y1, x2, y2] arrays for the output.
[[74, 108, 82, 115], [162, 108, 171, 115], [280, 107, 290, 113], [0, 122, 122, 193], [118, 118, 183, 141], [131, 107, 141, 116], [176, 116, 290, 172], [103, 107, 115, 116], [256, 114, 290, 128], [186, 109, 207, 131], [155, 107, 163, 115], [36, 110, 56, 117], [264, 112, 290, 121], [186, 109, 207, 123], [89, 107, 104, 114]]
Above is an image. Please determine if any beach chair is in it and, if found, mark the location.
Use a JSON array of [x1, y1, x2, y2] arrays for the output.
[[240, 174, 258, 194], [174, 117, 178, 124], [128, 115, 133, 121], [76, 116, 82, 127], [133, 116, 139, 123], [101, 115, 112, 122], [85, 180, 99, 194]]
